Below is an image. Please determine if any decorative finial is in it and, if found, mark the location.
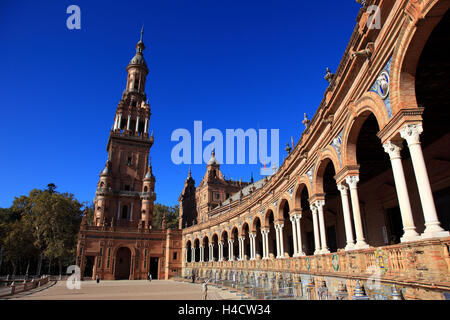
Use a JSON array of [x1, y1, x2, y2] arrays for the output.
[[140, 25, 144, 42], [324, 67, 335, 84], [302, 113, 310, 128], [211, 148, 215, 157], [285, 143, 292, 155], [250, 172, 254, 184], [188, 165, 192, 178]]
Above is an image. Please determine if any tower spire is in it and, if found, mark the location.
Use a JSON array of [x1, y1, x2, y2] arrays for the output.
[[140, 25, 144, 43]]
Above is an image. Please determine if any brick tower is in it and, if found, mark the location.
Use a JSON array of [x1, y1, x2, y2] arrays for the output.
[[76, 28, 182, 281], [95, 26, 155, 229]]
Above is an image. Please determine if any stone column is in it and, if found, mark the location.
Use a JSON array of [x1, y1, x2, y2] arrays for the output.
[[200, 245, 204, 262], [337, 184, 355, 250], [400, 124, 449, 239], [185, 248, 189, 263], [191, 247, 196, 263], [310, 204, 322, 255], [278, 224, 285, 258], [290, 215, 299, 257], [315, 200, 330, 254], [117, 201, 121, 220], [253, 234, 258, 259], [129, 203, 133, 221], [294, 214, 305, 256], [114, 115, 118, 130], [135, 116, 140, 133], [229, 240, 234, 261], [218, 242, 223, 262], [261, 230, 268, 259], [127, 114, 131, 131], [144, 117, 149, 134], [209, 244, 214, 262], [275, 225, 281, 258], [383, 140, 420, 242], [239, 237, 245, 260], [118, 113, 122, 130], [345, 176, 369, 249]]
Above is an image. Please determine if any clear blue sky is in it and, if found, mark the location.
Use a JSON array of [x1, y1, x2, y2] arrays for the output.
[[0, 0, 361, 208]]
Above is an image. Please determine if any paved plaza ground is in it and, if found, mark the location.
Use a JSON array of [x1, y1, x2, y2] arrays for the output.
[[5, 280, 242, 300]]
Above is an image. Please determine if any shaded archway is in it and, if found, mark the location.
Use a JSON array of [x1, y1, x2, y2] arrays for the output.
[[115, 247, 131, 280], [279, 200, 294, 257], [346, 112, 403, 246], [252, 217, 263, 259], [186, 240, 192, 263], [221, 231, 229, 261], [231, 227, 239, 260], [212, 234, 219, 261], [193, 239, 200, 262], [242, 223, 250, 259], [264, 210, 276, 258], [295, 186, 314, 256], [320, 159, 347, 252], [202, 236, 209, 262]]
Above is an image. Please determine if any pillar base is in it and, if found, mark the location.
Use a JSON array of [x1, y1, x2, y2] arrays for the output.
[[400, 234, 421, 243], [314, 250, 321, 255], [354, 241, 370, 250], [320, 248, 330, 254], [296, 252, 306, 257], [344, 243, 355, 251], [421, 230, 450, 240]]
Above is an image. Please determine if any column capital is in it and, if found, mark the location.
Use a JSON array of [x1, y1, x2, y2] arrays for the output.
[[345, 175, 360, 188], [337, 184, 348, 193], [261, 228, 270, 235], [312, 199, 325, 209], [238, 236, 245, 241], [400, 123, 423, 146], [383, 140, 403, 160]]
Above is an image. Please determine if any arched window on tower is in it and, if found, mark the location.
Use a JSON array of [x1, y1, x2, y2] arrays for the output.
[[122, 205, 128, 219], [134, 78, 140, 90], [144, 186, 148, 192]]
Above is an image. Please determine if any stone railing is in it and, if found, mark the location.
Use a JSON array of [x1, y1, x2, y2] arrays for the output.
[[185, 238, 450, 291], [0, 275, 51, 297]]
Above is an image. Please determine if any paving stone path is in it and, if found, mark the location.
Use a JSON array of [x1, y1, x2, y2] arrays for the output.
[[5, 280, 242, 300]]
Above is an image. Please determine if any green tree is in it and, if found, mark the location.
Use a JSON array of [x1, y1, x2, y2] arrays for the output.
[[2, 184, 84, 275], [152, 203, 180, 229]]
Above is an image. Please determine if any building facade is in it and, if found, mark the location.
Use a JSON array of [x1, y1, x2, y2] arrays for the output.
[[76, 29, 182, 280], [181, 0, 450, 299]]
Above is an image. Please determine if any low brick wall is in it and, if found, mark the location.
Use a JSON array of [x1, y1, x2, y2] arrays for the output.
[[184, 238, 450, 300]]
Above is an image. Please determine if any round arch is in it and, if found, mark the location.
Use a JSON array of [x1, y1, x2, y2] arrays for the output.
[[390, 1, 450, 115], [342, 93, 390, 167], [263, 206, 276, 228], [277, 197, 292, 221], [312, 148, 341, 195], [293, 182, 311, 211]]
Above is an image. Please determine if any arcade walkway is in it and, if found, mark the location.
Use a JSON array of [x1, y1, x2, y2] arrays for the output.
[[7, 280, 240, 300]]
